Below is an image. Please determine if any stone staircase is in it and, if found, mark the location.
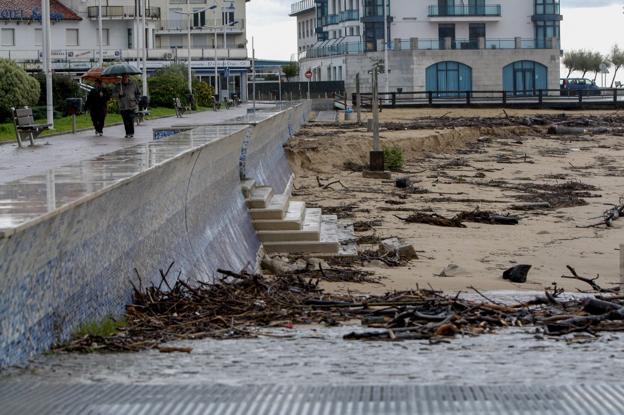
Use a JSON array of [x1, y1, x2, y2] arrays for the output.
[[242, 178, 347, 255]]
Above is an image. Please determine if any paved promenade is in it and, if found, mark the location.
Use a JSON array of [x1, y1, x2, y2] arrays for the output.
[[0, 104, 263, 185]]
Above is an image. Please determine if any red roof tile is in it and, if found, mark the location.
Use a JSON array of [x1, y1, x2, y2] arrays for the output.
[[0, 0, 81, 21]]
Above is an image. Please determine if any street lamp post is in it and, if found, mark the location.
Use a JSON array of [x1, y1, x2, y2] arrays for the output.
[[41, 0, 53, 128], [223, 1, 237, 100], [174, 5, 209, 96], [383, 0, 389, 95], [97, 0, 103, 66], [141, 0, 147, 95]]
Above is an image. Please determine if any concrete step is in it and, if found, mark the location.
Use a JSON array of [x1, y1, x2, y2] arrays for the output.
[[241, 179, 256, 199], [249, 193, 289, 220], [262, 214, 339, 254], [257, 208, 321, 242], [252, 201, 306, 231], [246, 186, 273, 209]]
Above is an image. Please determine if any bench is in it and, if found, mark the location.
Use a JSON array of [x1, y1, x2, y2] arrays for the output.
[[11, 107, 50, 148], [174, 97, 190, 118]]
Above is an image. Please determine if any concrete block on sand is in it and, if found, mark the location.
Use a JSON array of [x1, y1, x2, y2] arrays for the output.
[[380, 237, 418, 260]]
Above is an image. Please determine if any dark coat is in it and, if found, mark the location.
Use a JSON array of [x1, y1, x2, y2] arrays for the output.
[[86, 87, 110, 115]]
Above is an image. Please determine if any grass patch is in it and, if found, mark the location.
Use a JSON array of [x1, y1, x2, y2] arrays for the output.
[[384, 145, 405, 171], [0, 107, 180, 143], [74, 316, 127, 338]]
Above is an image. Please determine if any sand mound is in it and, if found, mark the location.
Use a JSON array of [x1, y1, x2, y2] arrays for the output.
[[285, 126, 482, 174]]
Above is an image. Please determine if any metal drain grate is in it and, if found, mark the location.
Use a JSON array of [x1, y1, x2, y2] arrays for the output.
[[1, 383, 623, 415]]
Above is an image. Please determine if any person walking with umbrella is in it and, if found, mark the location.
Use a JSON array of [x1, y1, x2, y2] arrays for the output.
[[85, 79, 109, 136], [104, 64, 142, 138], [113, 74, 141, 138]]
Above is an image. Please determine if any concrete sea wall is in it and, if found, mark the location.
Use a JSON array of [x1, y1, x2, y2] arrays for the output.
[[0, 103, 310, 368]]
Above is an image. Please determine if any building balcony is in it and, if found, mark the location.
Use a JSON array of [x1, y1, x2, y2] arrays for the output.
[[87, 6, 161, 19], [290, 0, 315, 16], [339, 10, 359, 22], [0, 47, 248, 64], [155, 19, 245, 34], [299, 37, 559, 60], [327, 14, 339, 24], [427, 4, 501, 21]]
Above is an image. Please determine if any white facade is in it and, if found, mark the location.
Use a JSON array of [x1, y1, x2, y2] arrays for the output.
[[0, 0, 251, 99], [291, 0, 562, 94]]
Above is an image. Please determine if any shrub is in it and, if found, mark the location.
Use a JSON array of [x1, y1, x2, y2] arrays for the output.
[[0, 59, 40, 122], [192, 80, 215, 108], [32, 72, 82, 114], [384, 145, 405, 171], [147, 64, 188, 108]]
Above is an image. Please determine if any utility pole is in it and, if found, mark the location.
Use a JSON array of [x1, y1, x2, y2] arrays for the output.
[[141, 0, 147, 95], [252, 36, 256, 113], [383, 0, 389, 95], [366, 62, 384, 173], [356, 72, 361, 124], [97, 0, 103, 66], [186, 0, 192, 95], [42, 0, 53, 128]]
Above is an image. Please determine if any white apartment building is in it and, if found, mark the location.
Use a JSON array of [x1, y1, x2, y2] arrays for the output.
[[0, 0, 250, 99], [290, 0, 562, 96]]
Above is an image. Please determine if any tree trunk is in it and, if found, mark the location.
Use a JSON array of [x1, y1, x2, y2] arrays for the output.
[[611, 66, 621, 87], [566, 68, 573, 78], [582, 70, 588, 78], [593, 72, 598, 83]]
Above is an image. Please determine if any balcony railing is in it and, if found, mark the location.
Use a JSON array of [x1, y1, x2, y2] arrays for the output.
[[300, 37, 559, 60], [339, 10, 359, 22], [327, 14, 339, 24], [290, 0, 315, 15], [87, 6, 161, 19], [156, 19, 245, 32], [428, 4, 501, 17], [0, 47, 248, 63]]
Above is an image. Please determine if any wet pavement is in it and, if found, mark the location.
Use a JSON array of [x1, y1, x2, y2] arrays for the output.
[[0, 104, 263, 185]]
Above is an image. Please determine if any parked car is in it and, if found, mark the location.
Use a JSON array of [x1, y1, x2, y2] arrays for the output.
[[560, 78, 602, 96]]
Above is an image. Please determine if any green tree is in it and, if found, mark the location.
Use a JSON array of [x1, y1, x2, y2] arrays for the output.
[[147, 64, 188, 108], [282, 61, 299, 80], [610, 44, 624, 87], [563, 50, 582, 78], [0, 59, 40, 122], [191, 80, 215, 107]]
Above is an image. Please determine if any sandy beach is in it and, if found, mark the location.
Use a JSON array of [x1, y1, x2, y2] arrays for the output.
[[285, 108, 624, 294]]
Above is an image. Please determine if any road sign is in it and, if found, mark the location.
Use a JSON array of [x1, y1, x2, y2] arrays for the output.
[[305, 69, 313, 79]]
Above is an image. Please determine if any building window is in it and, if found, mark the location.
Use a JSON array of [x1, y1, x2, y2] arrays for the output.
[[127, 28, 133, 49], [535, 0, 560, 15], [503, 60, 548, 96], [1, 29, 15, 46], [426, 61, 472, 97], [222, 10, 234, 25], [338, 66, 342, 80], [193, 10, 206, 27], [468, 23, 485, 49], [65, 29, 79, 46], [97, 28, 110, 46], [535, 20, 559, 48]]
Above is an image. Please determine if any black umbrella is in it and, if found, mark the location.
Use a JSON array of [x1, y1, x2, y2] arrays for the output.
[[101, 63, 141, 76]]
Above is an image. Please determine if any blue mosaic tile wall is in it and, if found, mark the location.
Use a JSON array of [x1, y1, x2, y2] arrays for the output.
[[0, 103, 311, 368]]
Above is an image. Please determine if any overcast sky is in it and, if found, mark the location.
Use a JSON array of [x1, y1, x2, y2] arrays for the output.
[[247, 0, 624, 68]]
